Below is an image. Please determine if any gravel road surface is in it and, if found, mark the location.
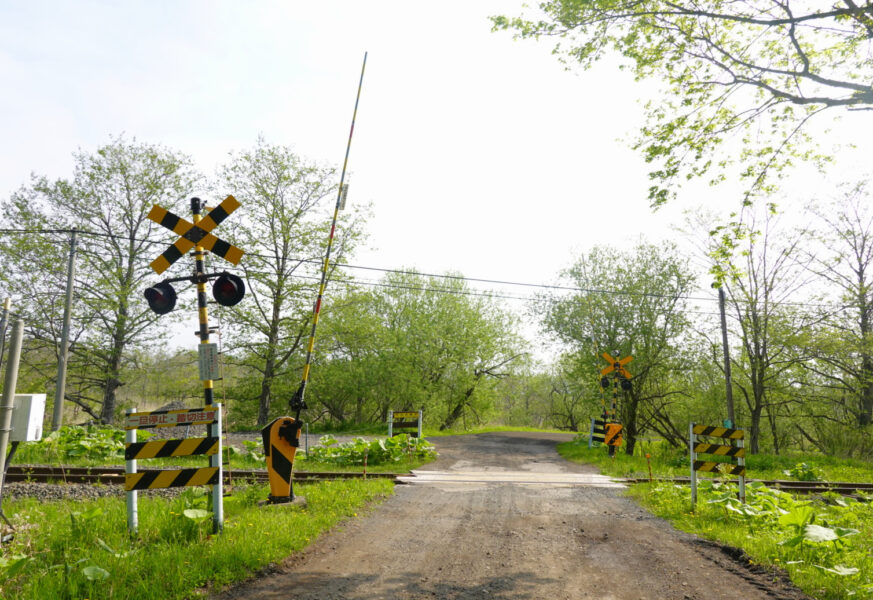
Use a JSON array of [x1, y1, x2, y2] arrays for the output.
[[212, 431, 810, 600]]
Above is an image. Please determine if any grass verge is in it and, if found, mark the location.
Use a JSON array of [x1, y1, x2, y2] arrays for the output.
[[0, 479, 393, 600], [558, 438, 873, 599], [626, 481, 873, 599], [557, 437, 873, 483]]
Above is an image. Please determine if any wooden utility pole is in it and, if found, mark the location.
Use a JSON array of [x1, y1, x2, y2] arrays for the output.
[[717, 286, 735, 425], [52, 228, 77, 431]]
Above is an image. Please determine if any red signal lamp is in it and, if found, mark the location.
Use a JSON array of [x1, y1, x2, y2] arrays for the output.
[[144, 282, 177, 315], [212, 272, 245, 307]]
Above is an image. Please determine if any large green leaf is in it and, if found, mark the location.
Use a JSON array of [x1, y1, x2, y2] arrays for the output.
[[82, 565, 110, 581], [802, 524, 838, 543], [182, 509, 211, 522], [778, 505, 814, 529], [814, 564, 859, 576]]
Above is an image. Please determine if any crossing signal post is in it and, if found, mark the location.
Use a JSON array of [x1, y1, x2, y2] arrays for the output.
[[599, 352, 633, 457], [142, 195, 246, 533]]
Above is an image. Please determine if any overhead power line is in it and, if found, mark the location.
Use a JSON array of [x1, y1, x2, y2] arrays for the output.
[[0, 226, 862, 311]]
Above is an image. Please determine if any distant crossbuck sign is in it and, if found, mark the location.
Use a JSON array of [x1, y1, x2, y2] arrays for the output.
[[600, 352, 633, 378], [147, 195, 244, 274]]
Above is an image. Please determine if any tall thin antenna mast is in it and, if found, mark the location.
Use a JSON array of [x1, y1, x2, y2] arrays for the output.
[[290, 52, 367, 419]]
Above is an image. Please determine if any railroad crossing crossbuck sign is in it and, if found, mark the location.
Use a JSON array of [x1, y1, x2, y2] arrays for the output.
[[600, 352, 633, 378], [147, 195, 244, 274]]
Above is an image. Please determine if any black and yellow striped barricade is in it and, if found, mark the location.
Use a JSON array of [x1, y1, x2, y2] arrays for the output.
[[605, 423, 623, 448], [588, 418, 606, 448], [124, 405, 223, 534], [388, 410, 422, 438], [689, 422, 745, 507], [261, 416, 304, 504]]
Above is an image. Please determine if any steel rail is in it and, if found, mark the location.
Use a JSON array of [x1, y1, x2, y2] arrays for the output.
[[625, 476, 873, 495], [4, 465, 400, 486]]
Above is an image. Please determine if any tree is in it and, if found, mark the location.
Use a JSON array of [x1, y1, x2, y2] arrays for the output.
[[536, 241, 695, 454], [310, 272, 524, 430], [493, 2, 873, 207], [0, 137, 199, 423], [215, 139, 367, 426], [706, 207, 817, 452], [546, 356, 594, 432], [804, 182, 873, 426]]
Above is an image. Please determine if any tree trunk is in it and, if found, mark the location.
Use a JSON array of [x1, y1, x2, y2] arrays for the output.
[[860, 354, 873, 426], [765, 403, 780, 455], [257, 311, 283, 426], [622, 392, 639, 456], [100, 376, 121, 424], [749, 404, 763, 454], [441, 385, 476, 430], [99, 330, 126, 424], [257, 356, 275, 427]]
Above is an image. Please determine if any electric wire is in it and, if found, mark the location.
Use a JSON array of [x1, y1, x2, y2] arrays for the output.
[[0, 226, 864, 311]]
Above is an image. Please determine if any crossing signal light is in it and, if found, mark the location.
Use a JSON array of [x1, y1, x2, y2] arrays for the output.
[[213, 273, 245, 307], [144, 282, 177, 315]]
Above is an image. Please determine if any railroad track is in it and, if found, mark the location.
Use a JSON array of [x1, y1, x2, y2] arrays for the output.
[[3, 465, 401, 486], [625, 476, 873, 495], [5, 466, 872, 495]]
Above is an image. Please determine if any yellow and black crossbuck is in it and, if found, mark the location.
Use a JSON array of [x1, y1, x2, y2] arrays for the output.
[[147, 195, 244, 274]]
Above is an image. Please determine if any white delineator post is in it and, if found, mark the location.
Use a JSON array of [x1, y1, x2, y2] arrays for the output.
[[126, 408, 138, 534]]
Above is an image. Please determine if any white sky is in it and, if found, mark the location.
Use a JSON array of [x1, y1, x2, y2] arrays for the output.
[[1, 1, 871, 327]]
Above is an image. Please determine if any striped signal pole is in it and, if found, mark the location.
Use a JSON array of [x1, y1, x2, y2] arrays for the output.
[[191, 197, 214, 407], [290, 51, 367, 419], [190, 197, 225, 531]]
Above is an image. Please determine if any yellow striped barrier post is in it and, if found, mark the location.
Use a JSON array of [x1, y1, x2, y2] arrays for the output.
[[588, 418, 606, 448], [388, 410, 422, 438], [689, 422, 746, 508], [124, 406, 223, 534]]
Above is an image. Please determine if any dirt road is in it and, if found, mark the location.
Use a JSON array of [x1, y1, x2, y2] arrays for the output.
[[214, 432, 810, 600]]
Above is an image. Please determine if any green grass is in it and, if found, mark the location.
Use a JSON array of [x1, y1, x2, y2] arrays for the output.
[[558, 437, 873, 483], [0, 479, 394, 600], [626, 481, 873, 599], [558, 436, 873, 599], [9, 425, 437, 473]]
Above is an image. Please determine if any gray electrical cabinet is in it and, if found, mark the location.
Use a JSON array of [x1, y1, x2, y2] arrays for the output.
[[11, 394, 46, 442]]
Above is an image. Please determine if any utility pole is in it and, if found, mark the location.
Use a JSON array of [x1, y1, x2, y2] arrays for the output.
[[717, 286, 735, 426], [0, 299, 11, 375], [0, 320, 24, 494], [52, 228, 77, 431]]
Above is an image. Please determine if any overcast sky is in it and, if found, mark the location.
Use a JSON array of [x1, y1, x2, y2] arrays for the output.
[[2, 1, 871, 323]]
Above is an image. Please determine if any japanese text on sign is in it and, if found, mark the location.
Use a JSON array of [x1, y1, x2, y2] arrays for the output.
[[126, 410, 217, 430]]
